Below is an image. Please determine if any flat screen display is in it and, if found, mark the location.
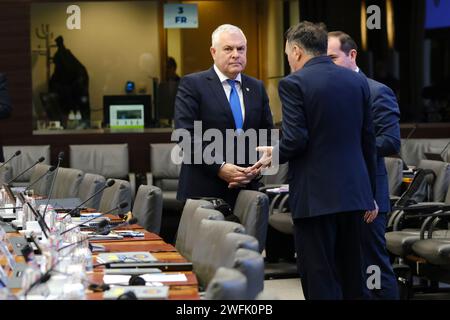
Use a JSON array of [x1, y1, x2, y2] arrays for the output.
[[109, 105, 145, 129]]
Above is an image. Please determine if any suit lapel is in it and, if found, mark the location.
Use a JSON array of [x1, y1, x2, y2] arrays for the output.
[[241, 75, 254, 130], [205, 68, 236, 128]]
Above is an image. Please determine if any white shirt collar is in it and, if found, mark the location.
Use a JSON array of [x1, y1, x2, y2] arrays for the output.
[[354, 66, 360, 73], [213, 64, 242, 84]]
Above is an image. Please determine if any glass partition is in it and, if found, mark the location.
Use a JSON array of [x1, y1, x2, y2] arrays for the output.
[[30, 1, 162, 133]]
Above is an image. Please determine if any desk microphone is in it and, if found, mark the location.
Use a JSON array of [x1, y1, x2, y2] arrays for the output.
[[22, 230, 91, 297], [60, 179, 116, 220], [397, 124, 418, 169], [96, 217, 138, 236], [6, 156, 45, 185], [42, 152, 64, 219], [0, 150, 21, 170], [24, 165, 56, 193], [60, 202, 128, 236], [15, 192, 50, 238]]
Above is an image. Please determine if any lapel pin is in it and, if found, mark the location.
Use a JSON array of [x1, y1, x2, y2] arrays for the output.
[[245, 87, 250, 92]]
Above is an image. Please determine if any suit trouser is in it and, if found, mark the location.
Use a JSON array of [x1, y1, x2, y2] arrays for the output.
[[293, 211, 366, 300], [361, 212, 399, 299]]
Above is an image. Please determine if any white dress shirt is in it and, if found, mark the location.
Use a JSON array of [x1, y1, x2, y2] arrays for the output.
[[213, 64, 245, 121]]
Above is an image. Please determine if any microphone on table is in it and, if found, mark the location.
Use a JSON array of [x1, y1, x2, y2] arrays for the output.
[[0, 150, 21, 170], [95, 217, 138, 236], [6, 156, 45, 185], [22, 231, 92, 297], [59, 202, 129, 236], [60, 179, 116, 220], [15, 192, 51, 238], [24, 165, 56, 193], [397, 124, 418, 170], [42, 152, 64, 219]]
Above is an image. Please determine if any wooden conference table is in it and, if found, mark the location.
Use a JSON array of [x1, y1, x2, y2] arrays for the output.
[[2, 216, 199, 300]]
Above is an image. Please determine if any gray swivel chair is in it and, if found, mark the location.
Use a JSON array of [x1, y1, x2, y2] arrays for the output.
[[69, 144, 136, 197], [233, 248, 265, 299], [400, 138, 450, 167], [77, 173, 106, 210], [98, 179, 132, 216], [204, 267, 248, 300], [51, 167, 84, 199], [2, 145, 50, 187], [0, 163, 12, 185], [28, 164, 52, 196], [385, 157, 404, 197], [132, 184, 163, 234], [191, 219, 246, 288], [147, 143, 183, 211], [386, 160, 450, 258], [233, 190, 269, 253], [175, 199, 214, 258]]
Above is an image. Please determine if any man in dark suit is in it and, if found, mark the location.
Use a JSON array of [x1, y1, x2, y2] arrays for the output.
[[0, 73, 12, 162], [174, 24, 273, 208], [252, 22, 377, 299], [328, 31, 400, 299]]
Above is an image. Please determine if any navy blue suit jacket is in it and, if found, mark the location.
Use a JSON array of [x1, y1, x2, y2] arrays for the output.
[[363, 75, 401, 213], [174, 67, 273, 206], [0, 73, 12, 162], [276, 56, 377, 219]]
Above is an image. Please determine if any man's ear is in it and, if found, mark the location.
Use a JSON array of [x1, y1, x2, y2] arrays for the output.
[[349, 49, 357, 62], [210, 46, 216, 60], [295, 45, 304, 61]]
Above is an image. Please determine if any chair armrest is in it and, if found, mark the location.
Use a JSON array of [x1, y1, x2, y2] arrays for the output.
[[258, 184, 285, 192], [277, 194, 290, 213], [146, 172, 153, 186], [394, 202, 446, 213]]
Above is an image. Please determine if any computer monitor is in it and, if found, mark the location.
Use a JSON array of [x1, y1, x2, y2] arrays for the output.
[[103, 95, 152, 129]]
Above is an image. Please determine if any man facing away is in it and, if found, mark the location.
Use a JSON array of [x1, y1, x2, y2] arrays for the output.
[[174, 24, 273, 208], [251, 21, 378, 299], [328, 31, 400, 300]]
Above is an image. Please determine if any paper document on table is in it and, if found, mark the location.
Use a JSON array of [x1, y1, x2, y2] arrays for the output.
[[97, 251, 157, 264], [103, 273, 187, 285], [142, 273, 187, 282], [103, 286, 169, 299]]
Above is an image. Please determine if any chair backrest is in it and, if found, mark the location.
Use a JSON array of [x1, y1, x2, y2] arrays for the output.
[[385, 157, 404, 196], [98, 179, 132, 215], [132, 185, 163, 234], [28, 164, 52, 196], [149, 143, 181, 191], [3, 145, 50, 184], [233, 248, 265, 299], [175, 199, 213, 256], [233, 190, 269, 252], [260, 162, 289, 186], [192, 219, 245, 288], [181, 207, 224, 261], [51, 167, 84, 199], [0, 163, 12, 185], [77, 173, 106, 210], [417, 159, 450, 202], [401, 138, 450, 166], [204, 267, 247, 300], [69, 144, 129, 179]]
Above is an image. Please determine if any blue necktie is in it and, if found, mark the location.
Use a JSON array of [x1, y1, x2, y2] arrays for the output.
[[226, 79, 243, 130]]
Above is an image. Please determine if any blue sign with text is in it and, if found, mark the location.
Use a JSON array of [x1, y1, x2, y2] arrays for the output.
[[164, 4, 198, 29]]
